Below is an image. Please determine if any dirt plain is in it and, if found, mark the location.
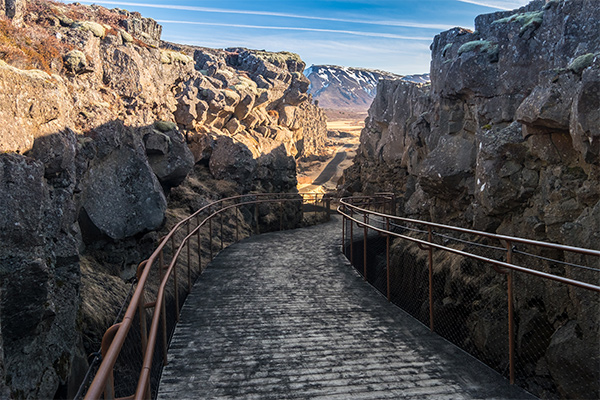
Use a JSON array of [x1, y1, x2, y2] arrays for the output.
[[297, 109, 366, 193]]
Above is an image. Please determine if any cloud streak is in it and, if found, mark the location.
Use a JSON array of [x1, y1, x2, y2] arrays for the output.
[[156, 19, 434, 41], [454, 0, 528, 11], [75, 0, 454, 31]]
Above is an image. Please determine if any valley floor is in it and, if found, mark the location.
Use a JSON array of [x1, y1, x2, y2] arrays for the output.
[[297, 111, 365, 193]]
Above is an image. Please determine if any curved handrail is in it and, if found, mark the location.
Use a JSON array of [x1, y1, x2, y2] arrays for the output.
[[339, 197, 600, 257], [84, 192, 333, 400], [338, 195, 599, 388]]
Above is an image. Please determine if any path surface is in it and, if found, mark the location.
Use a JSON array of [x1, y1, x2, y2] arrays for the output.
[[158, 217, 534, 400]]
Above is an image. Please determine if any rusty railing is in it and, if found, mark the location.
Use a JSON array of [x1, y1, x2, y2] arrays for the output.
[[338, 196, 600, 399], [84, 192, 332, 400]]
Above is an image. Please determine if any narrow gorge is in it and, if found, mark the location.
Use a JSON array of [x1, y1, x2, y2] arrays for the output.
[[0, 0, 598, 399]]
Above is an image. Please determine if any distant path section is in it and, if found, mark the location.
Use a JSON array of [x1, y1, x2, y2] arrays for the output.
[[158, 217, 535, 400]]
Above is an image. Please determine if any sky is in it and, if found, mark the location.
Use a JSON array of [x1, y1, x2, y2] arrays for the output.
[[73, 0, 531, 75]]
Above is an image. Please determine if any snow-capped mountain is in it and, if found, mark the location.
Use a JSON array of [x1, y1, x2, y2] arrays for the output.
[[304, 65, 429, 111]]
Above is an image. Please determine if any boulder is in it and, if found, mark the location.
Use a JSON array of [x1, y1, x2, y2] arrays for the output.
[[145, 125, 194, 189], [80, 123, 167, 240], [63, 50, 89, 74]]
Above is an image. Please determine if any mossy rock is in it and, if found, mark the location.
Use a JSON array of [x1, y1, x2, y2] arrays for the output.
[[458, 40, 498, 56], [442, 43, 453, 56], [63, 50, 87, 74], [159, 49, 193, 65], [154, 121, 177, 132], [56, 14, 73, 27], [252, 50, 303, 67], [73, 21, 106, 38], [120, 30, 133, 43], [492, 10, 543, 34], [568, 53, 595, 74]]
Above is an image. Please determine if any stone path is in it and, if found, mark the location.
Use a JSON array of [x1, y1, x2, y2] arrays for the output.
[[158, 217, 535, 399]]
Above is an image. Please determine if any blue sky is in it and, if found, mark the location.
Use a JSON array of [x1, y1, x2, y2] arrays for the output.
[[74, 0, 531, 75]]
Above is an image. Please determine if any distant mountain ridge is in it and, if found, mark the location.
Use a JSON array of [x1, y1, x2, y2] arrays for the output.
[[304, 64, 429, 111]]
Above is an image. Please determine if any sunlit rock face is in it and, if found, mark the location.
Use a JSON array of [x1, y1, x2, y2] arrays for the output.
[[339, 1, 599, 398], [0, 0, 328, 397]]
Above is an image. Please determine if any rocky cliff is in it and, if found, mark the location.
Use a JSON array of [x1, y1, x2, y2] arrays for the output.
[[341, 0, 598, 248], [305, 64, 429, 112], [339, 1, 599, 398], [0, 0, 327, 398]]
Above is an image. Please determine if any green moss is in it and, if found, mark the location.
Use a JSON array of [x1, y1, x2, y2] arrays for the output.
[[252, 50, 303, 67], [482, 124, 492, 130], [458, 40, 498, 56], [543, 0, 561, 10], [159, 49, 193, 65], [230, 75, 258, 95], [442, 43, 453, 56], [568, 53, 595, 74], [119, 29, 133, 43], [492, 11, 543, 33], [154, 120, 176, 132], [73, 21, 106, 38]]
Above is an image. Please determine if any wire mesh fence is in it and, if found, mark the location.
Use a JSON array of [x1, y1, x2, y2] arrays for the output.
[[339, 196, 600, 400]]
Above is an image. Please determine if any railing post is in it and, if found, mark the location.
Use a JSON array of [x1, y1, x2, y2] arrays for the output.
[[350, 207, 354, 266], [101, 324, 122, 400], [187, 222, 191, 292], [363, 212, 368, 280], [507, 241, 515, 385], [428, 227, 434, 332], [386, 217, 391, 302], [209, 217, 213, 261]]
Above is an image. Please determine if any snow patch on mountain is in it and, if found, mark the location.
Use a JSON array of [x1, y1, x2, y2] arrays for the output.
[[304, 65, 429, 111]]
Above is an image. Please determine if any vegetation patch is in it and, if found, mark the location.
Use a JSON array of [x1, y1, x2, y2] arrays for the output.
[[0, 18, 67, 73], [492, 11, 543, 34], [252, 50, 303, 68], [568, 53, 596, 74], [442, 43, 453, 57], [72, 20, 105, 38], [160, 49, 193, 65], [458, 40, 498, 56]]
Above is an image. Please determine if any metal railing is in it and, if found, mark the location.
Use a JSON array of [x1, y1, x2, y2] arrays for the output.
[[338, 196, 600, 399], [83, 192, 332, 400]]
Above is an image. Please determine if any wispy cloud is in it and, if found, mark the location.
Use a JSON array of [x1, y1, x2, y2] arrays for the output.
[[454, 0, 529, 11], [75, 0, 454, 30], [157, 20, 434, 41]]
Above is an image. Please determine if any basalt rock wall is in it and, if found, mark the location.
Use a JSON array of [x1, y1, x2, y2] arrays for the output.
[[339, 1, 599, 398], [341, 0, 599, 248], [0, 1, 326, 398]]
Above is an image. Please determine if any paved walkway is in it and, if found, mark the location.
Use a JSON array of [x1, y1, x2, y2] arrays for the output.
[[158, 217, 534, 399]]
